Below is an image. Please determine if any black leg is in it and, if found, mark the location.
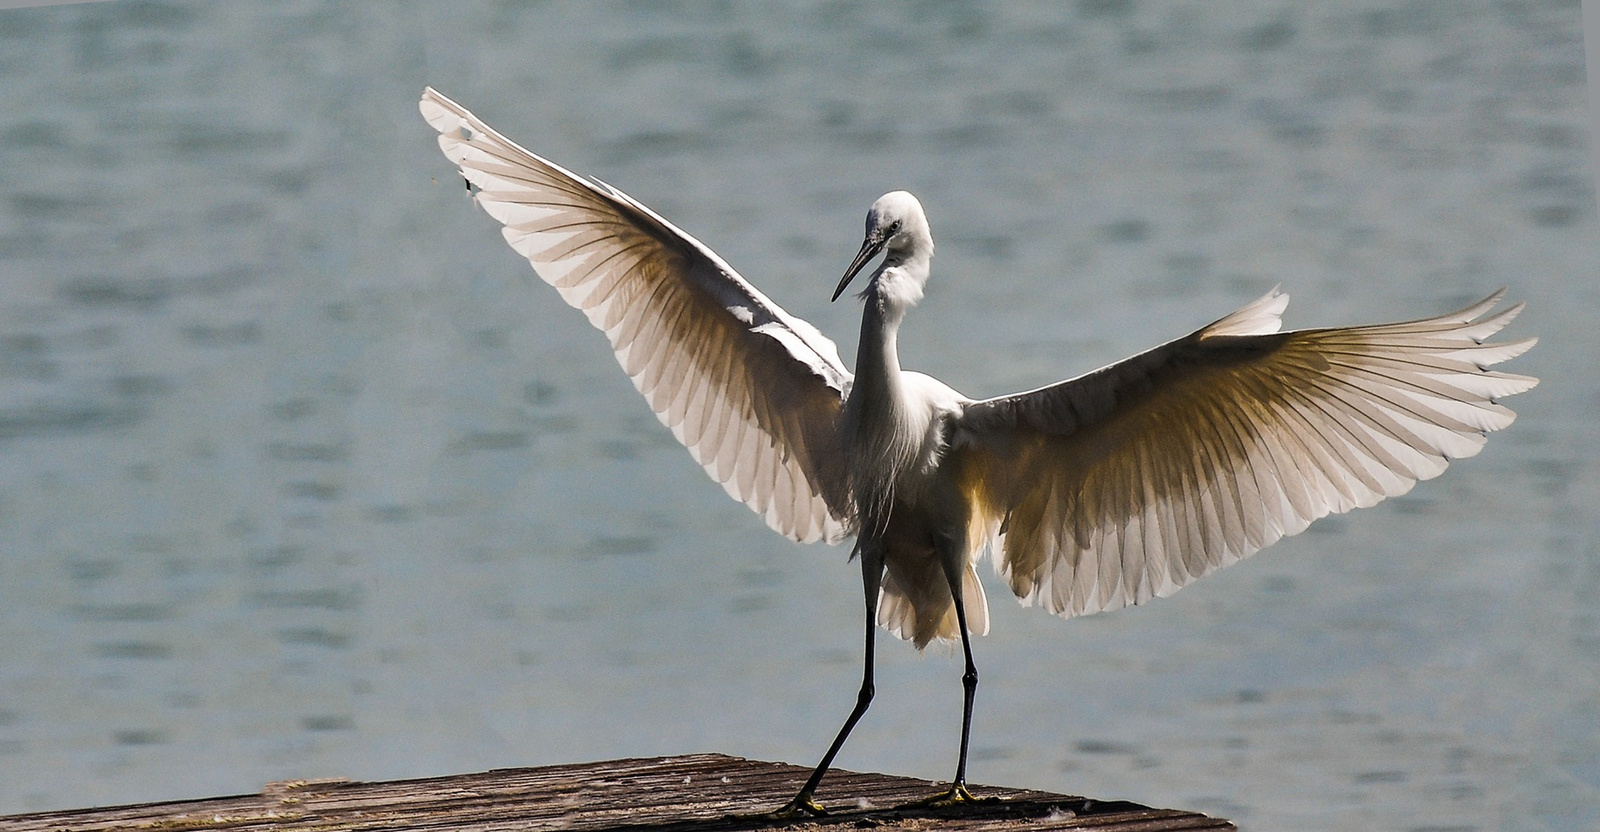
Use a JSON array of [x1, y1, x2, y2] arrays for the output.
[[774, 546, 882, 817], [948, 588, 979, 795], [901, 556, 981, 808]]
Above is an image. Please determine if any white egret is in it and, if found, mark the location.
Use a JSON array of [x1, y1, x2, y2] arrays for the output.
[[418, 87, 1537, 816]]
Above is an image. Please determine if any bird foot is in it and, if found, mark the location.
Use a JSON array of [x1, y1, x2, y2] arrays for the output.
[[901, 783, 979, 808], [765, 795, 829, 819]]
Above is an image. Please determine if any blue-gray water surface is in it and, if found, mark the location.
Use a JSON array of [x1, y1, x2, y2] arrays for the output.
[[0, 3, 1594, 830]]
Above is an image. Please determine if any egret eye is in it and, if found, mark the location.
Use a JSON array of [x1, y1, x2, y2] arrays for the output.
[[888, 220, 902, 235]]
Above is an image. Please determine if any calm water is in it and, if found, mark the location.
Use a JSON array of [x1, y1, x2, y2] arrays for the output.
[[0, 2, 1594, 830]]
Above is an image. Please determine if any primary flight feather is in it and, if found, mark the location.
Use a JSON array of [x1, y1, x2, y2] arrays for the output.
[[419, 87, 1536, 814]]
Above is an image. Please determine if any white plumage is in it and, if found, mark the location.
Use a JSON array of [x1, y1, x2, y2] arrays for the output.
[[419, 87, 1537, 814]]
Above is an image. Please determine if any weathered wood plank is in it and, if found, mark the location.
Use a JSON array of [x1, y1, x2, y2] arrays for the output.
[[0, 754, 1234, 831]]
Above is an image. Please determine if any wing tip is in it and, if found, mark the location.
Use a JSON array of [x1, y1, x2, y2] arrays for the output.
[[1201, 285, 1291, 338], [420, 87, 489, 158]]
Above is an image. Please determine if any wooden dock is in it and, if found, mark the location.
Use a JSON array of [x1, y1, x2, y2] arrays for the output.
[[0, 753, 1233, 831]]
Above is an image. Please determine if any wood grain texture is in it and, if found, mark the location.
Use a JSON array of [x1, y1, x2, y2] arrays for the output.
[[0, 754, 1233, 831]]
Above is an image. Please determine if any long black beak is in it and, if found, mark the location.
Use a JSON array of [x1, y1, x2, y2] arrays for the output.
[[832, 233, 886, 302]]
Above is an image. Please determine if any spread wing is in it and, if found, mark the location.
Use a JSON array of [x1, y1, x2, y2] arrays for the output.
[[951, 288, 1538, 617], [420, 87, 851, 543]]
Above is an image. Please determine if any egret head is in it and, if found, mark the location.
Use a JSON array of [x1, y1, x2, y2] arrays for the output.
[[832, 191, 933, 302]]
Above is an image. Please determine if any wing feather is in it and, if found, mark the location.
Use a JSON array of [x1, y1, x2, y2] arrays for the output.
[[954, 289, 1537, 617], [421, 87, 851, 543]]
